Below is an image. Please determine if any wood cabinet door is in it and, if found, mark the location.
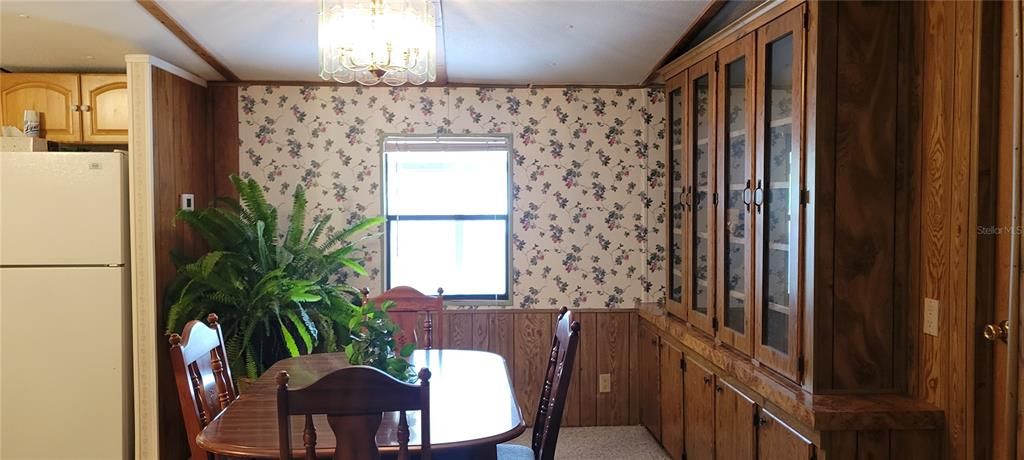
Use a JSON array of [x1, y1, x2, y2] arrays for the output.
[[665, 71, 688, 320], [715, 33, 757, 357], [753, 4, 806, 382], [660, 341, 684, 459], [684, 54, 719, 336], [683, 356, 715, 460], [80, 74, 129, 143], [756, 409, 814, 460], [639, 323, 662, 440], [0, 73, 81, 142], [714, 379, 756, 459]]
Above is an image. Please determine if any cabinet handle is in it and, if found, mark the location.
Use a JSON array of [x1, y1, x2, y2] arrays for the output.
[[753, 180, 764, 213], [756, 415, 769, 427], [71, 104, 80, 112], [82, 104, 91, 112], [742, 180, 752, 208], [715, 385, 723, 393], [703, 376, 711, 386]]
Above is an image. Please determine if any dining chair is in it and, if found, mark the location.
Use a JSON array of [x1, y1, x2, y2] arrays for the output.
[[497, 307, 581, 460], [362, 286, 444, 349], [169, 313, 238, 460], [276, 366, 432, 460]]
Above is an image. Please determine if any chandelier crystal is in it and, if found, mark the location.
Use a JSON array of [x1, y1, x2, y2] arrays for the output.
[[318, 0, 437, 86]]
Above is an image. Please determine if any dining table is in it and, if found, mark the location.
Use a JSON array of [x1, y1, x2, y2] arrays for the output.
[[197, 349, 526, 459]]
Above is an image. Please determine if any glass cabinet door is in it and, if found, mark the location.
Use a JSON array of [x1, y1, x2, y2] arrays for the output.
[[754, 6, 804, 380], [686, 55, 717, 335], [666, 75, 688, 320], [716, 34, 756, 356]]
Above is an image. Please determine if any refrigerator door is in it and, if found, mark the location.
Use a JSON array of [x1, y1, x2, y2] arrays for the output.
[[0, 151, 126, 266], [0, 266, 132, 459]]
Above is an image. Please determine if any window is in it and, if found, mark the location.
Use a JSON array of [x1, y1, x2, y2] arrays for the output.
[[382, 135, 512, 302]]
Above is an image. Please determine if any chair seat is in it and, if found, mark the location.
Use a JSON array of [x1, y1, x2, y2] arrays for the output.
[[496, 443, 535, 460]]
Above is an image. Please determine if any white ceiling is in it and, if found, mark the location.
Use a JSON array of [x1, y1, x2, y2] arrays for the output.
[[0, 1, 221, 80], [0, 0, 709, 85]]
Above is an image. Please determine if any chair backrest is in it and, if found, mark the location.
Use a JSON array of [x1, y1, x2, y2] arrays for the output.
[[530, 307, 581, 460], [169, 313, 238, 460], [363, 286, 444, 349], [276, 367, 432, 460]]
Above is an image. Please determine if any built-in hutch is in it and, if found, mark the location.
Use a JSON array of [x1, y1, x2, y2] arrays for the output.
[[640, 1, 945, 458]]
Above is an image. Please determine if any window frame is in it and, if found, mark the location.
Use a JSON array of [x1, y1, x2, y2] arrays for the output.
[[380, 133, 514, 305]]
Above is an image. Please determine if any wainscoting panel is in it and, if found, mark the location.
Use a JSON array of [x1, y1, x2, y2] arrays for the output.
[[443, 309, 637, 427]]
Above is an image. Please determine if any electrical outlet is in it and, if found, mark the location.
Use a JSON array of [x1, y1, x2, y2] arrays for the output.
[[180, 193, 195, 211], [924, 298, 939, 336], [598, 373, 611, 393]]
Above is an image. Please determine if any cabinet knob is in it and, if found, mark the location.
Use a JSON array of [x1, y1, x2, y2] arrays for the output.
[[742, 180, 752, 208], [71, 104, 80, 112], [703, 376, 711, 386], [715, 385, 723, 393], [82, 104, 91, 112], [756, 415, 769, 427]]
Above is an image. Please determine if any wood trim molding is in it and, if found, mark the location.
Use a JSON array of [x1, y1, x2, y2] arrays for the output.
[[126, 57, 159, 460], [135, 0, 239, 81], [208, 80, 659, 89], [642, 0, 727, 86], [125, 54, 206, 88]]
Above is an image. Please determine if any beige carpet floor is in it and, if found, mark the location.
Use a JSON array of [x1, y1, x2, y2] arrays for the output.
[[509, 425, 670, 460]]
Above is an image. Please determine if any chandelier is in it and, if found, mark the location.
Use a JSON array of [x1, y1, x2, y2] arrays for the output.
[[318, 0, 438, 86]]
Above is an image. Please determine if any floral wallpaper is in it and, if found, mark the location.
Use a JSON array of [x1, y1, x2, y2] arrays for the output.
[[237, 85, 666, 309]]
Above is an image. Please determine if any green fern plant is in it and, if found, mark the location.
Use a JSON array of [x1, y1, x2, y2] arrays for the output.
[[165, 175, 384, 379]]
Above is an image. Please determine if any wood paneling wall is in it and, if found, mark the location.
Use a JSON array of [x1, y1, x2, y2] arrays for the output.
[[150, 67, 214, 460], [443, 309, 639, 427], [209, 85, 238, 199], [902, 1, 1006, 459]]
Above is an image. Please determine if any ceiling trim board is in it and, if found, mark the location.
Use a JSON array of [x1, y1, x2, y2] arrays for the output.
[[135, 0, 239, 81], [435, 0, 448, 85], [208, 80, 660, 89], [126, 54, 207, 87], [642, 0, 727, 85]]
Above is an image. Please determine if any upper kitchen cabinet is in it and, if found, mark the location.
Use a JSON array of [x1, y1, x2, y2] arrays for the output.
[[715, 33, 756, 357], [753, 6, 804, 381], [657, 0, 908, 392], [80, 74, 130, 144], [0, 73, 81, 142], [0, 73, 128, 144]]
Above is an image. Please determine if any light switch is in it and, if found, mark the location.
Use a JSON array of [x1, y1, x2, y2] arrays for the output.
[[924, 298, 940, 336], [598, 373, 611, 393], [181, 193, 195, 211]]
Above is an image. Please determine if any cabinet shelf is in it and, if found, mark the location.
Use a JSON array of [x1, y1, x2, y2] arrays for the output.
[[769, 242, 789, 251], [767, 302, 790, 314], [730, 128, 747, 138], [728, 183, 748, 191], [730, 236, 746, 245], [729, 290, 746, 300], [769, 116, 793, 128], [770, 181, 793, 190]]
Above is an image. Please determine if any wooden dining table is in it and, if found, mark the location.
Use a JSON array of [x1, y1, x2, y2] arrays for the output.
[[197, 349, 526, 459]]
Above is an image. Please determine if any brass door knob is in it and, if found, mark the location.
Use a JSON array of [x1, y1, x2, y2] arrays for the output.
[[983, 320, 1010, 343]]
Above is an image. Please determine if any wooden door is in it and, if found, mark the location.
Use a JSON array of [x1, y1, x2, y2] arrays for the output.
[[713, 379, 756, 459], [715, 33, 757, 356], [0, 73, 81, 142], [666, 71, 689, 320], [753, 5, 805, 382], [683, 356, 714, 460], [660, 341, 684, 459], [639, 323, 662, 440], [685, 54, 719, 336], [80, 74, 129, 143], [756, 408, 814, 460]]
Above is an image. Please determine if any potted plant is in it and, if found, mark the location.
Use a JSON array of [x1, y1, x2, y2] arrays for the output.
[[165, 175, 390, 383]]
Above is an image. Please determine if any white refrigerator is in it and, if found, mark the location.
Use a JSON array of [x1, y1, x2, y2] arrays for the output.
[[0, 151, 133, 459]]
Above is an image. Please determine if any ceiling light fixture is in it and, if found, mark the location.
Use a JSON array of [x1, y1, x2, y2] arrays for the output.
[[318, 0, 437, 86]]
